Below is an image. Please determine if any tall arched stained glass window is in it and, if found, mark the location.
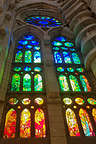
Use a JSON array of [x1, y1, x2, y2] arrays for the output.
[[58, 75, 69, 91], [11, 74, 20, 92], [79, 109, 95, 136], [66, 108, 80, 136], [80, 75, 91, 92], [3, 109, 16, 138], [23, 74, 31, 91], [35, 108, 46, 138], [25, 50, 32, 63], [34, 74, 43, 91]]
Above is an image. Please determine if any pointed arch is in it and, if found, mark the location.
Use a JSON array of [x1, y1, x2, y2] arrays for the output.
[[79, 109, 95, 136], [80, 75, 91, 92], [11, 73, 20, 91], [34, 74, 43, 91], [35, 108, 46, 138], [58, 75, 69, 91], [3, 109, 16, 138], [23, 74, 31, 91], [20, 109, 31, 138], [66, 108, 80, 136]]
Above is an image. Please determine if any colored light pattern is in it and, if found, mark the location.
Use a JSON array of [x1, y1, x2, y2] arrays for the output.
[[53, 47, 59, 50], [13, 67, 21, 72], [4, 109, 16, 138], [15, 51, 23, 63], [24, 35, 34, 40], [34, 67, 42, 72], [70, 48, 75, 52], [30, 40, 39, 45], [55, 36, 66, 42], [63, 98, 72, 105], [34, 46, 40, 50], [76, 68, 84, 72], [63, 52, 72, 64], [67, 68, 74, 72], [66, 108, 80, 136], [17, 45, 23, 49], [19, 40, 28, 45], [35, 108, 46, 138], [9, 98, 18, 105], [54, 52, 62, 63], [22, 98, 31, 105], [80, 75, 91, 92], [59, 75, 69, 91], [34, 98, 44, 105], [25, 45, 32, 49], [57, 67, 64, 72], [24, 66, 31, 72], [69, 75, 81, 91], [20, 109, 31, 138], [34, 74, 43, 91], [79, 109, 95, 136], [34, 51, 41, 63], [72, 53, 81, 64], [61, 47, 68, 50], [25, 16, 61, 28], [75, 98, 84, 105], [52, 41, 62, 46], [23, 74, 31, 91], [64, 42, 74, 47], [11, 74, 20, 91], [87, 98, 96, 105], [92, 108, 96, 123], [25, 50, 32, 63]]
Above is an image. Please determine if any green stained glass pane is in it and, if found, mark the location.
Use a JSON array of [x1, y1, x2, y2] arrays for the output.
[[87, 98, 96, 105], [34, 51, 41, 63], [59, 75, 69, 91], [24, 66, 31, 72], [11, 74, 20, 91], [13, 67, 21, 72], [23, 74, 31, 91], [34, 74, 43, 91], [67, 68, 74, 72], [76, 68, 84, 72], [52, 41, 62, 46], [64, 42, 74, 47], [63, 52, 72, 64], [25, 51, 32, 63], [15, 51, 23, 62], [69, 75, 81, 91], [72, 53, 81, 64], [80, 75, 91, 92], [53, 47, 59, 50], [34, 67, 42, 72], [57, 67, 64, 72]]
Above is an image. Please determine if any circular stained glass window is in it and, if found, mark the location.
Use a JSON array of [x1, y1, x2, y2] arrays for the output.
[[34, 98, 44, 105], [87, 98, 96, 105], [57, 67, 64, 72], [25, 16, 62, 28], [63, 98, 72, 105], [9, 98, 18, 105], [75, 98, 84, 105], [22, 98, 31, 105]]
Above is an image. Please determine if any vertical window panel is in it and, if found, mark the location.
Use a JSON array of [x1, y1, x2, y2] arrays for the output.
[[25, 50, 32, 63], [11, 74, 20, 91], [23, 74, 31, 91], [69, 75, 81, 91], [35, 108, 46, 138], [34, 51, 41, 63], [63, 52, 72, 64], [79, 109, 95, 136], [92, 108, 96, 123], [4, 109, 16, 138], [72, 53, 81, 64], [15, 51, 23, 63], [59, 75, 69, 91], [54, 51, 62, 63], [66, 108, 80, 136], [80, 75, 91, 92], [34, 74, 43, 91], [20, 109, 31, 138]]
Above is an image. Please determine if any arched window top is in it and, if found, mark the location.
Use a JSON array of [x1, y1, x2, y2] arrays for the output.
[[34, 74, 43, 91], [59, 75, 69, 91], [23, 74, 31, 91]]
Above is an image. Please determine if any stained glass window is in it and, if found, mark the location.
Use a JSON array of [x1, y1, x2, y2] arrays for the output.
[[80, 75, 91, 92], [25, 50, 32, 63], [54, 51, 62, 63], [20, 109, 31, 138], [79, 109, 95, 136], [23, 74, 31, 91], [34, 51, 41, 63], [66, 108, 80, 136], [4, 109, 16, 138], [11, 74, 20, 91], [34, 74, 43, 91], [72, 53, 81, 64], [15, 51, 23, 63], [59, 75, 69, 91], [63, 52, 72, 64], [35, 108, 46, 138], [92, 108, 96, 123]]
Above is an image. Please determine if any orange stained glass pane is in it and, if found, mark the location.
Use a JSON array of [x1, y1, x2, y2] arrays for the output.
[[79, 109, 95, 136], [35, 108, 46, 138], [66, 108, 80, 136], [92, 108, 96, 123], [4, 108, 16, 138], [20, 109, 31, 138]]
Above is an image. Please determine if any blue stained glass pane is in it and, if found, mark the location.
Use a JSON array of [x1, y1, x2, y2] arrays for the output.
[[65, 42, 74, 47], [38, 20, 48, 25], [54, 52, 62, 63], [34, 51, 41, 63], [53, 47, 59, 50], [25, 45, 32, 49], [17, 45, 23, 49], [24, 35, 34, 40], [33, 46, 40, 50], [56, 36, 66, 42], [18, 40, 28, 45], [30, 41, 39, 45], [24, 66, 31, 71], [72, 53, 81, 64], [63, 52, 72, 64], [61, 47, 68, 50], [70, 48, 75, 51], [52, 41, 62, 46]]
